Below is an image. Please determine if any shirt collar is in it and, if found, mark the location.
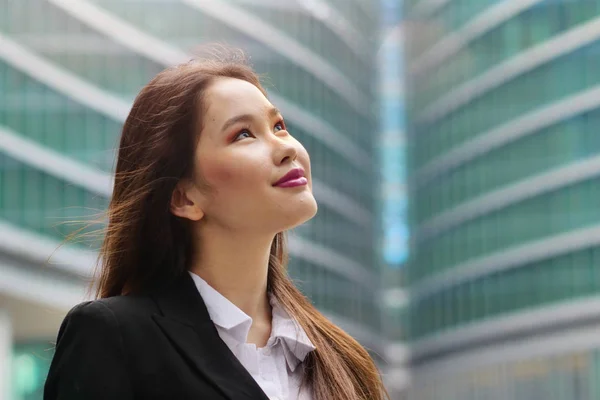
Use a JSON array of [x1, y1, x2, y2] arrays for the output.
[[188, 271, 315, 371], [188, 271, 252, 341], [269, 296, 316, 371]]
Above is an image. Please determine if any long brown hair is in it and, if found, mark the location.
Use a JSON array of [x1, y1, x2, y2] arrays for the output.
[[95, 54, 388, 400]]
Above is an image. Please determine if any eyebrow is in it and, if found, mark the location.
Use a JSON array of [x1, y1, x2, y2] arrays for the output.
[[220, 107, 282, 133]]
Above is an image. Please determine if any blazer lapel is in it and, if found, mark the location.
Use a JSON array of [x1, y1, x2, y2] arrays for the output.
[[151, 273, 269, 400]]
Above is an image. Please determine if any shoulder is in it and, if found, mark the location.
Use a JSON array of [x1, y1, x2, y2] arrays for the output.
[[97, 294, 157, 317], [63, 295, 157, 332], [53, 295, 160, 358], [47, 301, 139, 399]]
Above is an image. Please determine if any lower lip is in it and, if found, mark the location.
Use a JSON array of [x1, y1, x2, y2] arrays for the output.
[[276, 177, 308, 188]]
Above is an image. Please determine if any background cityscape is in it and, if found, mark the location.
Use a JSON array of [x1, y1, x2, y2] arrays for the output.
[[1, 0, 404, 399], [405, 0, 600, 399], [5, 0, 600, 399]]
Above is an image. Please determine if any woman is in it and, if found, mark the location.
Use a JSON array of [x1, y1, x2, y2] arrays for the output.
[[44, 54, 388, 400]]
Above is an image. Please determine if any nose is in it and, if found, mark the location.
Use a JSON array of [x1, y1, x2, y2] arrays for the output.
[[273, 137, 298, 166]]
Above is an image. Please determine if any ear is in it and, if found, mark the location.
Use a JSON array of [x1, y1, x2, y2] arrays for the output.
[[170, 180, 204, 221]]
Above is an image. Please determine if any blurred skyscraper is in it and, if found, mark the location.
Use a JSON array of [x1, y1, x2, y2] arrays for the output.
[[404, 0, 600, 398], [378, 0, 408, 398], [0, 1, 383, 398]]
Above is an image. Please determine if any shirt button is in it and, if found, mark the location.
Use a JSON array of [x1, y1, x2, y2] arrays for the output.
[[263, 348, 271, 356]]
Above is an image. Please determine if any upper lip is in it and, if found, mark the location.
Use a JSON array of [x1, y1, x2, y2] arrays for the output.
[[273, 168, 305, 186]]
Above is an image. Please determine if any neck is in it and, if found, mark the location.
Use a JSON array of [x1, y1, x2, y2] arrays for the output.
[[189, 225, 275, 323]]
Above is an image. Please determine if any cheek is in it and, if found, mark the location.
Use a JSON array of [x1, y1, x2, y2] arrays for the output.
[[199, 153, 268, 190], [201, 160, 239, 189], [203, 161, 235, 184]]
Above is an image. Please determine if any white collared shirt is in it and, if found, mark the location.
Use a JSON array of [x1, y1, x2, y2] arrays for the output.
[[189, 272, 315, 400]]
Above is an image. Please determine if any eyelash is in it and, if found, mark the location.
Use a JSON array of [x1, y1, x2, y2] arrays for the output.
[[233, 120, 286, 142], [275, 120, 286, 131]]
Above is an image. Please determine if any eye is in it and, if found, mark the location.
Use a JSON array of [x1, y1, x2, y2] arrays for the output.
[[274, 120, 286, 132], [234, 129, 253, 141]]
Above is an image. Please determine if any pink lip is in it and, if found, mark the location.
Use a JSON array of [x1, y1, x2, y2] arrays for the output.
[[274, 168, 307, 188]]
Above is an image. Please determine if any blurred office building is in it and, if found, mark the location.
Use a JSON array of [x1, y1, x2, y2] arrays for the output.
[[404, 0, 600, 399], [378, 0, 409, 398], [0, 1, 383, 398]]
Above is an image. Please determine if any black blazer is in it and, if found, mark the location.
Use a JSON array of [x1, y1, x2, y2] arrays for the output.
[[44, 273, 272, 400]]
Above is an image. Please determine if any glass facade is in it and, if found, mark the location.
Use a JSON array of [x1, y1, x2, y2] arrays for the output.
[[11, 342, 53, 400], [0, 1, 381, 397], [379, 0, 408, 397], [405, 0, 600, 398], [411, 351, 600, 400]]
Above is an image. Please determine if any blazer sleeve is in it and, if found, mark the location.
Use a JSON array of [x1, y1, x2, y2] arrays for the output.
[[44, 300, 134, 400]]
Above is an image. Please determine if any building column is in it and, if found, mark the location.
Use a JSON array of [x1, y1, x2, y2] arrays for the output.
[[0, 309, 12, 400]]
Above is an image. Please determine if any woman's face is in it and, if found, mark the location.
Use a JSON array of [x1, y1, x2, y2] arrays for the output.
[[188, 77, 317, 234]]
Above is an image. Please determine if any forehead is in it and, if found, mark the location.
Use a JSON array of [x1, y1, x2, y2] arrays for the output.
[[205, 78, 272, 120]]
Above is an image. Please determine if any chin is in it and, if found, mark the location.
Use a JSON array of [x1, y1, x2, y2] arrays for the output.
[[281, 195, 318, 230]]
